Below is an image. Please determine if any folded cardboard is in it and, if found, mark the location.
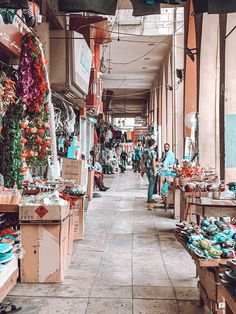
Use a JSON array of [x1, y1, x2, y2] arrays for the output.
[[72, 196, 85, 240], [19, 204, 70, 223], [20, 218, 69, 283], [61, 159, 87, 185], [87, 169, 94, 200]]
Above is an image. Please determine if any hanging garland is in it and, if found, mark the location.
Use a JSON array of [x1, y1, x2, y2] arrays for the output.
[[1, 98, 24, 188], [18, 33, 51, 168], [0, 74, 16, 134]]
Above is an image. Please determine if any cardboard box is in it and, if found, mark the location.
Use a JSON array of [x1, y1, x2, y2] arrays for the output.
[[20, 218, 70, 283], [19, 204, 70, 223], [87, 169, 94, 200], [72, 196, 85, 240], [67, 213, 74, 267], [61, 158, 87, 185]]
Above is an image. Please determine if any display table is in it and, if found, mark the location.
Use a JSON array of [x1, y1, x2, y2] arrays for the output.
[[0, 204, 18, 213], [220, 283, 236, 314], [0, 257, 19, 302], [175, 232, 227, 313], [185, 198, 236, 224]]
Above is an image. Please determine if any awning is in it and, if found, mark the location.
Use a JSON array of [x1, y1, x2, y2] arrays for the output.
[[0, 0, 28, 8], [58, 0, 118, 15], [193, 0, 236, 14], [131, 0, 161, 16], [58, 0, 186, 16]]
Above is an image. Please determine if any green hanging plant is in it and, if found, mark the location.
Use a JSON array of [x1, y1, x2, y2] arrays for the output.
[[1, 100, 24, 188]]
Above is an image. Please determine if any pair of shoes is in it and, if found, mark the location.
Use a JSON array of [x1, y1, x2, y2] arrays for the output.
[[147, 199, 157, 204]]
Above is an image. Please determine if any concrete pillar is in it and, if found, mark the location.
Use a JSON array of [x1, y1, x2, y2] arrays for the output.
[[173, 27, 184, 161], [225, 13, 236, 181], [167, 55, 173, 147], [161, 64, 167, 146], [198, 14, 220, 171]]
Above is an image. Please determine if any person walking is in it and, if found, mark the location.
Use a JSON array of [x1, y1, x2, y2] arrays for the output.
[[134, 143, 142, 173], [120, 150, 128, 169], [160, 143, 175, 170], [141, 139, 157, 203]]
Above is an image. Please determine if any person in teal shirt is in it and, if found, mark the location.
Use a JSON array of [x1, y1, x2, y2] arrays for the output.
[[134, 143, 142, 173], [160, 143, 175, 170], [141, 139, 157, 203]]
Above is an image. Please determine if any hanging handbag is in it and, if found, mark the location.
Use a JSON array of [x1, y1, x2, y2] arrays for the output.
[[22, 1, 40, 28]]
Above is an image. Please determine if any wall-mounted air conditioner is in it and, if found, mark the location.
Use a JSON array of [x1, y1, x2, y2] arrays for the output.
[[50, 30, 93, 99]]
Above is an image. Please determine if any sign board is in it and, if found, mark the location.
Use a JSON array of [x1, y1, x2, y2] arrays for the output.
[[0, 18, 22, 56], [61, 158, 87, 184], [72, 32, 92, 95], [135, 116, 147, 125]]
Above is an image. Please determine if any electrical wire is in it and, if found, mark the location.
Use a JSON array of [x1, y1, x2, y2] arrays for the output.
[[101, 16, 188, 65]]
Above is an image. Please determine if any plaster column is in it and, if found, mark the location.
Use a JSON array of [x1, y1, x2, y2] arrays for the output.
[[199, 14, 220, 171]]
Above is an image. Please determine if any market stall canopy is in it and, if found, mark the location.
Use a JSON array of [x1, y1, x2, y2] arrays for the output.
[[0, 0, 28, 8], [57, 0, 186, 16], [193, 0, 236, 14]]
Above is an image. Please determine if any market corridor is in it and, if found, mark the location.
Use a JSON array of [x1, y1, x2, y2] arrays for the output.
[[6, 171, 209, 314]]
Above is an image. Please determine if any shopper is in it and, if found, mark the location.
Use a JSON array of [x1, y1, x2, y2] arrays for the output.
[[160, 143, 175, 170], [120, 150, 128, 169], [141, 139, 157, 203], [134, 144, 142, 173]]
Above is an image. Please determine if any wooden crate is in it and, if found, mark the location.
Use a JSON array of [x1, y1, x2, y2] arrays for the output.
[[20, 218, 70, 283]]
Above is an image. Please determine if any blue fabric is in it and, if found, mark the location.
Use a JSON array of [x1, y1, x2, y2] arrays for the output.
[[163, 151, 175, 170], [135, 148, 142, 161]]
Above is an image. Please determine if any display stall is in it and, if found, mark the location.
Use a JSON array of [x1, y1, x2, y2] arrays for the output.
[[175, 206, 236, 313], [220, 261, 236, 314]]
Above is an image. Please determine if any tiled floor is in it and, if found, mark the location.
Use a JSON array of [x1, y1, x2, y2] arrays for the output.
[[5, 170, 210, 313]]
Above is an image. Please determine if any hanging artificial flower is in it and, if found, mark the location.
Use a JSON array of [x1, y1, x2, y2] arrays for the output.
[[0, 74, 17, 133], [18, 33, 51, 167]]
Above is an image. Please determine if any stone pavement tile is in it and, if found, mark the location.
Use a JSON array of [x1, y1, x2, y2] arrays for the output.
[[175, 287, 199, 300], [4, 296, 47, 314], [94, 270, 132, 286], [47, 282, 92, 298], [133, 286, 175, 300], [172, 279, 198, 287], [86, 298, 132, 314], [9, 283, 52, 297], [90, 284, 132, 298], [40, 297, 88, 314], [133, 299, 178, 314], [178, 300, 211, 314]]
